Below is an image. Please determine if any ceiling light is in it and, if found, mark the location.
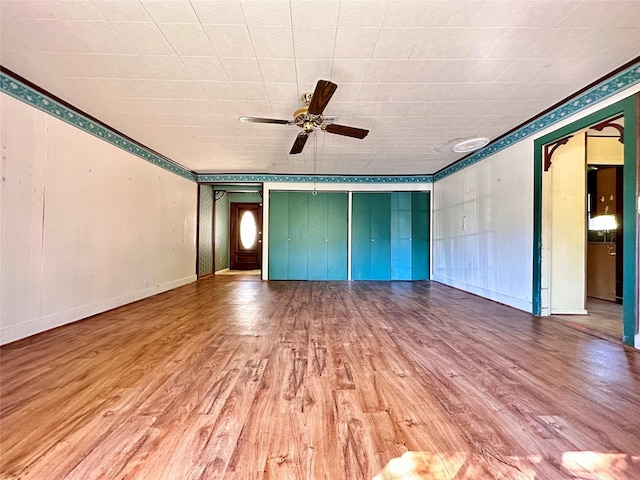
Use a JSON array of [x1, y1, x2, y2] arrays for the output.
[[452, 137, 490, 153]]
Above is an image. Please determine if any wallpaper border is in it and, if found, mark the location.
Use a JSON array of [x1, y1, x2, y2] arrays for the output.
[[434, 61, 640, 180], [4, 59, 638, 185], [0, 70, 197, 182], [197, 174, 433, 184]]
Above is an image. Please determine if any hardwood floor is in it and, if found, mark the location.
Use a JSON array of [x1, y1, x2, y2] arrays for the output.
[[552, 298, 623, 341], [1, 277, 639, 479]]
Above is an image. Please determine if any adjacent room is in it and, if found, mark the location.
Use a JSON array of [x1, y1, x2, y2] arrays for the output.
[[1, 1, 639, 478]]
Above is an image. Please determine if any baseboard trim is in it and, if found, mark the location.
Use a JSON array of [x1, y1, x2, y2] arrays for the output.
[[431, 275, 533, 313], [1, 275, 197, 345]]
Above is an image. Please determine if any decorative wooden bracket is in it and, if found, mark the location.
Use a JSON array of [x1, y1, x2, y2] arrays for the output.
[[590, 114, 624, 143], [214, 191, 226, 201], [544, 135, 573, 171]]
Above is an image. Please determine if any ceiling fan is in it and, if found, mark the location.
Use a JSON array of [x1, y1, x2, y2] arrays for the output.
[[239, 79, 369, 154]]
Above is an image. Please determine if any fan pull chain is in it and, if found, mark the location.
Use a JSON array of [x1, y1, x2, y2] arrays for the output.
[[312, 132, 318, 195]]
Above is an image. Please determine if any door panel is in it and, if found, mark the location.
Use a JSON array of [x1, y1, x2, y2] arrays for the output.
[[351, 193, 372, 280], [411, 191, 430, 280], [327, 193, 348, 280], [308, 193, 329, 280], [268, 192, 289, 279], [287, 192, 309, 279], [391, 192, 412, 280], [370, 193, 391, 280], [352, 193, 391, 281]]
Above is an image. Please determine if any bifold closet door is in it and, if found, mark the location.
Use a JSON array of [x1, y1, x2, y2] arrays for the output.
[[352, 191, 430, 281], [286, 192, 309, 279], [391, 192, 412, 280], [411, 191, 430, 280], [269, 191, 347, 280], [352, 193, 391, 280], [308, 192, 348, 280], [268, 191, 290, 280]]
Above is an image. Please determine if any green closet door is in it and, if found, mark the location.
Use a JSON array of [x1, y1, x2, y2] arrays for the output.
[[351, 193, 372, 280], [370, 193, 391, 280], [411, 191, 430, 280], [307, 192, 348, 280], [268, 191, 289, 280], [391, 192, 412, 280], [287, 192, 309, 279], [352, 193, 391, 280], [308, 193, 329, 280], [326, 193, 348, 280]]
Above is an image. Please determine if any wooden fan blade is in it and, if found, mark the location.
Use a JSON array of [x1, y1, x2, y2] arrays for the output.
[[325, 123, 369, 139], [290, 133, 309, 154], [307, 80, 337, 115], [239, 116, 291, 125]]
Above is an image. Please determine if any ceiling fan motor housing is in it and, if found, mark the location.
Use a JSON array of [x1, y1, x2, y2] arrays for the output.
[[293, 106, 322, 133]]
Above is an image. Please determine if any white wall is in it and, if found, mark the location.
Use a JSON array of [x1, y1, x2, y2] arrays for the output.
[[546, 133, 587, 314], [432, 83, 640, 314], [432, 142, 533, 311], [0, 94, 197, 344]]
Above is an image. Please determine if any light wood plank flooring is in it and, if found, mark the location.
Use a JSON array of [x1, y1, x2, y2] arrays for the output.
[[1, 277, 639, 479], [552, 298, 623, 341]]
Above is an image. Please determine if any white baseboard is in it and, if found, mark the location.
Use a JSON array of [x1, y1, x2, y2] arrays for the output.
[[134, 275, 196, 300], [431, 275, 533, 313], [550, 309, 588, 315], [0, 275, 197, 345]]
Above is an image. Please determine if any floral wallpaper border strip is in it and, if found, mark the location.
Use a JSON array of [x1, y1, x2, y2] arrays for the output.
[[197, 174, 433, 183], [5, 60, 638, 185], [434, 62, 640, 181], [0, 71, 197, 182]]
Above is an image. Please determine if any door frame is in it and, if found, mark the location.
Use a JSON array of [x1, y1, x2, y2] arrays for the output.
[[533, 95, 638, 346]]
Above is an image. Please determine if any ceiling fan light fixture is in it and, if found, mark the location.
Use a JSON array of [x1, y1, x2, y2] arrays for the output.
[[452, 136, 490, 153]]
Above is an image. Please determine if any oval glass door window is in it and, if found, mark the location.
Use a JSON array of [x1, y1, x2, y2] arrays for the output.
[[240, 211, 257, 249]]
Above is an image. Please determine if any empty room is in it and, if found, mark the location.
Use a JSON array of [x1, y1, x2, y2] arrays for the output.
[[1, 1, 640, 478]]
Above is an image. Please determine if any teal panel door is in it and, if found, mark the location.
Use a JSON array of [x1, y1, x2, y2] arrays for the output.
[[326, 192, 348, 280], [268, 191, 289, 280], [411, 191, 430, 280], [351, 193, 372, 280], [369, 193, 391, 280], [308, 192, 328, 280], [287, 192, 309, 279], [391, 192, 412, 280], [307, 192, 348, 280]]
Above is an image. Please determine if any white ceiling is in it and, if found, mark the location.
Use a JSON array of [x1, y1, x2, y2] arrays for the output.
[[1, 0, 638, 175]]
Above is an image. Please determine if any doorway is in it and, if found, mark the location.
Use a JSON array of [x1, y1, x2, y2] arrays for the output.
[[210, 185, 263, 275], [533, 95, 638, 347], [230, 202, 262, 270]]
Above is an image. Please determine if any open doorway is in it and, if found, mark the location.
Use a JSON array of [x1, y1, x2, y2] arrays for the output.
[[212, 184, 263, 277], [538, 110, 631, 342], [196, 183, 264, 278]]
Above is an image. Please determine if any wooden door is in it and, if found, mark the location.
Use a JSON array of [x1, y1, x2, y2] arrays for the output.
[[230, 202, 262, 270]]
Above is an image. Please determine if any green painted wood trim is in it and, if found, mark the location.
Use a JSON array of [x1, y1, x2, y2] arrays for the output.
[[0, 71, 197, 182], [532, 96, 637, 346]]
